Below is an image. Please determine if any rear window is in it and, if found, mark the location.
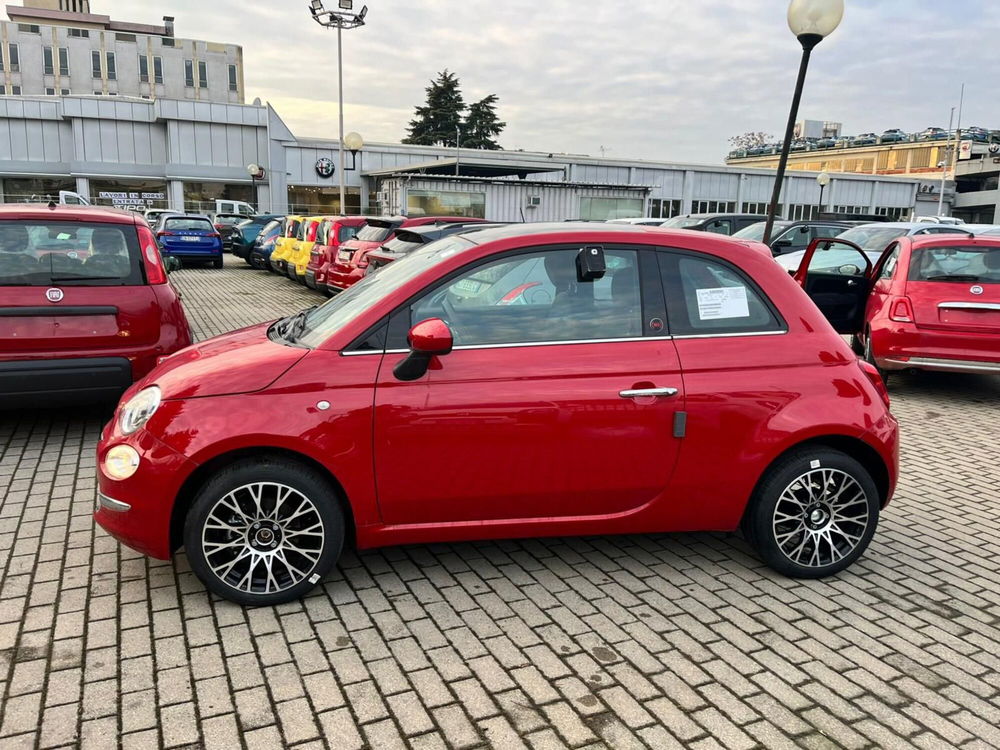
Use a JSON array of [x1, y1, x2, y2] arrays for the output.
[[0, 220, 143, 286], [214, 216, 242, 226], [908, 246, 1000, 283], [164, 218, 213, 232], [356, 224, 394, 242], [381, 236, 423, 255]]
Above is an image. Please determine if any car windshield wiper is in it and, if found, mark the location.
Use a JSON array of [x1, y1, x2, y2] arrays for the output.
[[925, 274, 980, 282]]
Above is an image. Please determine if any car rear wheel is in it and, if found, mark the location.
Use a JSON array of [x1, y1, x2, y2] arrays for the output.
[[213, 257, 224, 269], [184, 458, 344, 606], [743, 448, 879, 578]]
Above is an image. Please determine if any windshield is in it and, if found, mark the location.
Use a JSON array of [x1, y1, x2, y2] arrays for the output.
[[164, 218, 213, 232], [661, 217, 704, 229], [0, 220, 143, 286], [836, 227, 908, 254], [908, 245, 1000, 283], [355, 224, 395, 242], [295, 236, 474, 348], [733, 222, 788, 242]]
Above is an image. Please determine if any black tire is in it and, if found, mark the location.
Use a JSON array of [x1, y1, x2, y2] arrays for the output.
[[742, 448, 879, 579], [213, 257, 224, 269], [849, 334, 864, 356], [184, 458, 345, 606], [864, 333, 889, 384]]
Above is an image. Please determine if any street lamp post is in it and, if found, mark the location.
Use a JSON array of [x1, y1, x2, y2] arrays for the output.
[[309, 0, 368, 216], [816, 171, 830, 216], [937, 106, 955, 218], [762, 0, 845, 245]]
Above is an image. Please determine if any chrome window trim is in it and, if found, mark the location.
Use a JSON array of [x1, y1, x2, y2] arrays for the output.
[[938, 302, 1000, 311], [672, 329, 788, 340]]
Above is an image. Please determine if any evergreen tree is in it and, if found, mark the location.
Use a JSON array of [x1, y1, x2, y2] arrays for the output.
[[462, 95, 505, 150], [403, 70, 466, 147]]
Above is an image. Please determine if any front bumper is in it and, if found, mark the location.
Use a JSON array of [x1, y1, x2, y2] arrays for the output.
[[0, 356, 133, 408]]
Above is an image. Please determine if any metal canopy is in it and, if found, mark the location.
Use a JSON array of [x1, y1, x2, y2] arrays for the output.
[[363, 158, 568, 180]]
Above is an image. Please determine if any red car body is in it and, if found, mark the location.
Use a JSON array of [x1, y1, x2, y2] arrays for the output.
[[0, 205, 192, 407], [796, 234, 1000, 375], [96, 224, 898, 577], [325, 216, 486, 295], [304, 216, 368, 292]]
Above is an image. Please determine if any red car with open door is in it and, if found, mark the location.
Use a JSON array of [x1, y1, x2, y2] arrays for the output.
[[795, 235, 1000, 377], [96, 224, 898, 606]]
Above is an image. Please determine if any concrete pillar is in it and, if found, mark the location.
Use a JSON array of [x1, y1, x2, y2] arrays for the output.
[[993, 198, 1000, 225], [167, 180, 184, 212], [75, 177, 90, 202], [681, 170, 694, 214]]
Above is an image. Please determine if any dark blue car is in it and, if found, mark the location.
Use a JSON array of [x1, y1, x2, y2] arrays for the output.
[[231, 214, 284, 261], [156, 215, 223, 268], [247, 218, 285, 270]]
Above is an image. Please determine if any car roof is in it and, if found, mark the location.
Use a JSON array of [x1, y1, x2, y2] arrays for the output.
[[398, 222, 505, 239], [163, 214, 213, 221], [0, 204, 138, 224], [673, 213, 767, 221], [458, 221, 770, 248]]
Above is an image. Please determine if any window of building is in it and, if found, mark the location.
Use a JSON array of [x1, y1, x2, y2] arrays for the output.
[[115, 33, 136, 43], [580, 197, 644, 221], [184, 59, 194, 87], [105, 52, 116, 80], [649, 198, 681, 219], [138, 55, 149, 82], [108, 91, 118, 96], [45, 87, 55, 95], [141, 94, 150, 99], [59, 47, 69, 76], [408, 189, 486, 218], [43, 46, 54, 75], [17, 24, 40, 34], [691, 200, 736, 214], [833, 205, 867, 215], [741, 201, 769, 215], [410, 248, 644, 346], [93, 90, 102, 95], [161, 37, 176, 48], [8, 43, 19, 72], [198, 60, 208, 88], [91, 178, 169, 211], [874, 206, 908, 221], [60, 88, 70, 95], [68, 28, 89, 38], [91, 50, 101, 78], [788, 204, 819, 221], [11, 85, 21, 95], [153, 56, 163, 84], [228, 63, 238, 92]]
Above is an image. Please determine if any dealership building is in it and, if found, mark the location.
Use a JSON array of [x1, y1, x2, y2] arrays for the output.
[[0, 1, 939, 222]]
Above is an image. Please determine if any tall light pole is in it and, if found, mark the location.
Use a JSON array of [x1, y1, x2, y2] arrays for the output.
[[309, 0, 368, 216], [816, 171, 830, 216], [762, 0, 845, 245], [938, 106, 955, 218]]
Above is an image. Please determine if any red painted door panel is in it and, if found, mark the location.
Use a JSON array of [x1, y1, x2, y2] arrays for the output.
[[373, 340, 685, 525]]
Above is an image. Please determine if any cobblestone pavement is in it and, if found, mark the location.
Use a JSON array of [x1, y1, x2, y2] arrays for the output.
[[2, 254, 1000, 750]]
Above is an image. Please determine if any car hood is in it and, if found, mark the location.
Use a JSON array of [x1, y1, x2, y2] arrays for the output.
[[147, 322, 308, 400]]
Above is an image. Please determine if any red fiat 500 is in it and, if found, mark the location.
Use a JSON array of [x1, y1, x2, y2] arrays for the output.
[[794, 235, 1000, 377], [96, 224, 898, 605], [1, 204, 191, 408]]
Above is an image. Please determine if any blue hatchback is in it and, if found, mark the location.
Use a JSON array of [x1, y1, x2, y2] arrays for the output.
[[156, 215, 224, 268]]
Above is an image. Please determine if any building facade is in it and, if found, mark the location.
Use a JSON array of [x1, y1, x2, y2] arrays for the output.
[[0, 94, 931, 223], [0, 0, 243, 103]]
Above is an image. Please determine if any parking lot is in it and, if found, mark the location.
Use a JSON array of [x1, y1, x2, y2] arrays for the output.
[[2, 255, 999, 750]]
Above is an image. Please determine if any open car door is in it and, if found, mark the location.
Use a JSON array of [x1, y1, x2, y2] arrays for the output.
[[794, 237, 874, 334]]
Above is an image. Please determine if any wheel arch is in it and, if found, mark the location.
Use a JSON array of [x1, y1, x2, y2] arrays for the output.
[[169, 446, 357, 554]]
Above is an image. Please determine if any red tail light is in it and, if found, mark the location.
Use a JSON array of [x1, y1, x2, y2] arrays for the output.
[[214, 223, 225, 231], [888, 296, 914, 323], [157, 231, 175, 237], [858, 359, 890, 408], [209, 232, 222, 239], [138, 225, 167, 285]]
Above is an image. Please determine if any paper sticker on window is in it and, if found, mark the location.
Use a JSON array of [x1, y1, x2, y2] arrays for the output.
[[696, 286, 750, 320]]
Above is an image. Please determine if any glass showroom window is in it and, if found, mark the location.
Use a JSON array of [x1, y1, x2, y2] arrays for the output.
[[788, 204, 819, 221], [691, 200, 737, 214], [91, 179, 169, 211], [650, 199, 681, 219], [580, 197, 643, 221], [741, 201, 768, 214], [408, 189, 486, 219]]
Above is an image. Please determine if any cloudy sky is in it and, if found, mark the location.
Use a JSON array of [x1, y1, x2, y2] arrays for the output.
[[109, 0, 997, 163]]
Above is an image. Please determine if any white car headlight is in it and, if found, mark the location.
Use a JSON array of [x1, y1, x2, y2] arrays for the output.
[[118, 386, 162, 436]]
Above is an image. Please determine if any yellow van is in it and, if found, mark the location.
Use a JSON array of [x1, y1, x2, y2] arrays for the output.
[[268, 215, 303, 274], [287, 216, 328, 283]]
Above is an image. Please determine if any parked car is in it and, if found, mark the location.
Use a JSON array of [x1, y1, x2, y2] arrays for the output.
[[834, 136, 853, 148], [607, 218, 669, 226], [247, 218, 286, 270], [143, 208, 175, 227], [879, 129, 908, 144], [733, 220, 852, 256], [793, 234, 1000, 378], [851, 133, 879, 146], [918, 127, 949, 141], [365, 223, 504, 275], [304, 216, 367, 292], [156, 215, 224, 268], [212, 213, 246, 251], [815, 138, 837, 149], [94, 222, 898, 605], [150, 212, 182, 234], [286, 216, 328, 283], [776, 222, 974, 273], [963, 126, 990, 143], [231, 214, 284, 261], [269, 215, 303, 275], [326, 216, 487, 295], [660, 213, 767, 236], [0, 204, 191, 407], [789, 140, 811, 152]]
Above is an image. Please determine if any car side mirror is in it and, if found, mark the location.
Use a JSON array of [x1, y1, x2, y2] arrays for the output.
[[839, 264, 861, 276], [771, 238, 793, 254], [394, 318, 454, 381]]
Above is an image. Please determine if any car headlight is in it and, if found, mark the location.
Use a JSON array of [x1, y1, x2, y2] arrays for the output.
[[118, 386, 162, 436], [104, 445, 140, 480]]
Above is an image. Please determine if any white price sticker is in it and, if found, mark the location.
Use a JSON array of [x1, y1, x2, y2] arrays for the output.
[[696, 286, 750, 320]]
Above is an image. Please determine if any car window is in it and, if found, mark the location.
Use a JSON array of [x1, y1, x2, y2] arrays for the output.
[[163, 218, 213, 232], [704, 220, 733, 236], [356, 224, 394, 242], [286, 220, 300, 238], [908, 245, 1000, 283], [0, 220, 143, 286], [339, 226, 359, 243], [877, 244, 901, 281], [410, 248, 643, 347], [837, 227, 907, 254], [660, 252, 784, 336], [812, 226, 845, 241], [776, 225, 813, 249]]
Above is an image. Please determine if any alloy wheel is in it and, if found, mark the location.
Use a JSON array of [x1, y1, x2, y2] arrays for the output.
[[771, 468, 870, 568], [201, 482, 325, 595]]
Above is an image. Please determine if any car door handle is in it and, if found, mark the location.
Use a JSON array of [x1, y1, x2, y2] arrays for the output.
[[846, 279, 859, 287], [619, 387, 679, 399]]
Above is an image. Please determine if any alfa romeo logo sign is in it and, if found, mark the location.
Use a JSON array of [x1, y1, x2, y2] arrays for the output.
[[315, 157, 336, 178], [46, 288, 64, 303]]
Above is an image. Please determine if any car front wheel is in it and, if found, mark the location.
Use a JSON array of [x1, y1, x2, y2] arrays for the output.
[[184, 458, 344, 606], [743, 448, 879, 578]]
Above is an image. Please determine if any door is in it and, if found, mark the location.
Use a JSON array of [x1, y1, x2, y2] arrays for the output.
[[372, 246, 685, 525], [795, 238, 874, 334]]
